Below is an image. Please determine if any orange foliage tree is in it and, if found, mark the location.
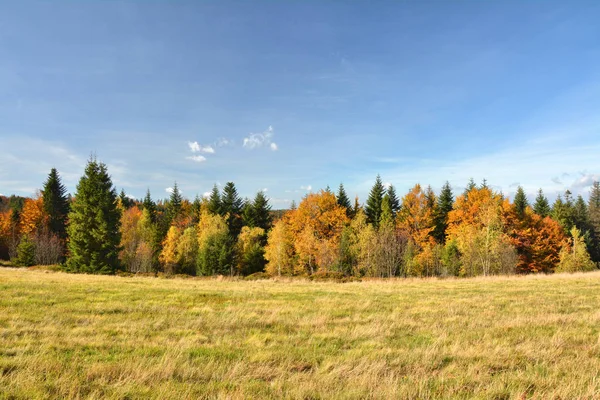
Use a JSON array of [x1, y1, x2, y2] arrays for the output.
[[284, 190, 349, 274], [20, 196, 47, 236]]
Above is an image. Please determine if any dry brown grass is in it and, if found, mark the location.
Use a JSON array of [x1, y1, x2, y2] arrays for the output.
[[1, 268, 600, 399]]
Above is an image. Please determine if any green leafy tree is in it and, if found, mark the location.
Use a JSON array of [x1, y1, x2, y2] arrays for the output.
[[15, 235, 36, 267], [337, 183, 353, 218], [513, 186, 529, 219], [365, 175, 385, 228], [42, 168, 70, 239], [66, 158, 122, 274], [433, 181, 453, 244], [556, 227, 596, 273], [533, 189, 550, 217]]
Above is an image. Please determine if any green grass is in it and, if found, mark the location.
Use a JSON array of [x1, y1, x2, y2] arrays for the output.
[[1, 268, 600, 399]]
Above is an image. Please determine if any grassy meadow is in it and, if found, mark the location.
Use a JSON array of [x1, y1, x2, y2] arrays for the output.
[[1, 268, 600, 399]]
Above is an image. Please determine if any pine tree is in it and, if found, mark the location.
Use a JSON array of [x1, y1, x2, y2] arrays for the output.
[[365, 175, 385, 228], [66, 158, 122, 274], [337, 183, 352, 217], [118, 189, 132, 209], [208, 184, 221, 215], [433, 181, 453, 244], [166, 182, 183, 223], [533, 189, 550, 217], [588, 182, 600, 262], [290, 200, 297, 211], [353, 196, 361, 218], [513, 186, 528, 219], [464, 178, 476, 198], [387, 185, 401, 215], [191, 195, 202, 224], [41, 168, 69, 239], [221, 182, 243, 237], [251, 191, 272, 232], [552, 192, 575, 234], [142, 189, 156, 222]]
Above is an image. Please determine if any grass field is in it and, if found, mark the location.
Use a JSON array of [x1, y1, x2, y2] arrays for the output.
[[1, 268, 600, 399]]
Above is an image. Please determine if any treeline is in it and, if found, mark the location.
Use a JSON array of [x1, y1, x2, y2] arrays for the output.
[[1, 158, 599, 277]]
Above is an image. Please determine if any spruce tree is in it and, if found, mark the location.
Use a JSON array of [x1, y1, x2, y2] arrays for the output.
[[166, 182, 183, 223], [365, 175, 385, 228], [513, 186, 528, 219], [433, 181, 453, 244], [464, 178, 476, 197], [387, 185, 401, 215], [533, 189, 550, 217], [337, 183, 352, 217], [588, 182, 600, 262], [118, 189, 132, 209], [251, 191, 272, 232], [66, 158, 122, 274], [221, 182, 243, 237], [191, 195, 202, 224], [142, 189, 156, 222], [41, 168, 69, 239], [208, 184, 221, 215]]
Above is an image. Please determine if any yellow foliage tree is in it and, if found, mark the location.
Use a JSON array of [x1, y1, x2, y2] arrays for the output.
[[264, 219, 295, 276], [159, 226, 182, 274]]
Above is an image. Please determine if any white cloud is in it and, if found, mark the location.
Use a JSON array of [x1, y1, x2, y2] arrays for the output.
[[571, 173, 600, 189], [188, 141, 215, 154], [202, 191, 211, 198], [186, 155, 207, 163], [243, 125, 278, 151], [216, 138, 233, 147], [383, 182, 392, 189], [165, 187, 174, 194], [300, 185, 312, 191]]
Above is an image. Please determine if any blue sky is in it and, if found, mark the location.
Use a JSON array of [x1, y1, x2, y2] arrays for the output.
[[1, 1, 600, 207]]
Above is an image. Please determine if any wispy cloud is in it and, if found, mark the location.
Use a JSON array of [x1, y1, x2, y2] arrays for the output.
[[186, 155, 207, 163], [243, 126, 278, 151], [216, 138, 233, 147], [300, 185, 312, 191]]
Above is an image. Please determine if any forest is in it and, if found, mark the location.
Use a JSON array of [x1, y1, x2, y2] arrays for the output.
[[1, 157, 599, 278]]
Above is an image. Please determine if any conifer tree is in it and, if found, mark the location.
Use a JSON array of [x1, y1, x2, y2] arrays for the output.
[[142, 189, 156, 222], [290, 200, 297, 211], [337, 183, 352, 218], [66, 158, 122, 274], [433, 181, 453, 244], [513, 186, 529, 219], [166, 182, 183, 223], [42, 168, 69, 239], [588, 182, 600, 262], [533, 189, 550, 217], [208, 184, 221, 215], [365, 175, 385, 228], [118, 189, 132, 209], [251, 191, 272, 232], [221, 182, 243, 237], [464, 178, 476, 198], [387, 185, 401, 215], [191, 195, 202, 224]]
